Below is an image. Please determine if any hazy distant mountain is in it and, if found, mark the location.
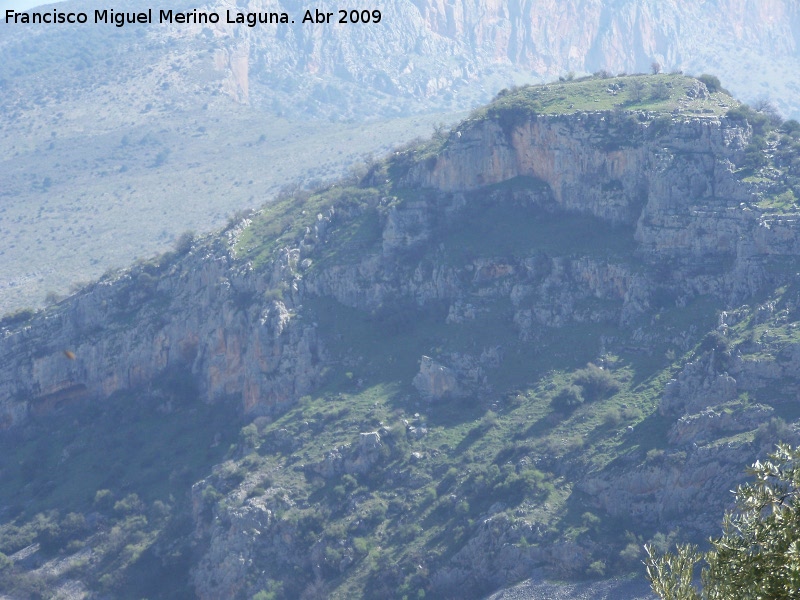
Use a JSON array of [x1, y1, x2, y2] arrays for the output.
[[7, 0, 793, 117], [210, 0, 800, 119]]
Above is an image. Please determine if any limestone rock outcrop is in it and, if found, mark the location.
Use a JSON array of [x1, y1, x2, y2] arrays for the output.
[[0, 237, 325, 427], [413, 356, 461, 399]]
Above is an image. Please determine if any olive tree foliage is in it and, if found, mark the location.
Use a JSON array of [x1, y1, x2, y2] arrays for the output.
[[645, 444, 800, 599]]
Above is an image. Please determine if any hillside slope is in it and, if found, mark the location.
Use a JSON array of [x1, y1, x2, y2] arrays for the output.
[[2, 74, 800, 599]]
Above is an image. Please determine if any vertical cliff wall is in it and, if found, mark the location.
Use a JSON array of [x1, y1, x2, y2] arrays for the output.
[[0, 238, 324, 429]]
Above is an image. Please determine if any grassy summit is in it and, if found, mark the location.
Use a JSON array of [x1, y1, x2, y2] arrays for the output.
[[479, 73, 738, 117]]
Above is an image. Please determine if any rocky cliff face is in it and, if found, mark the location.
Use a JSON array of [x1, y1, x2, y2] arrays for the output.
[[3, 75, 800, 598], [407, 101, 800, 304], [3, 0, 800, 321], [414, 0, 800, 80], [0, 74, 794, 464], [0, 231, 325, 429]]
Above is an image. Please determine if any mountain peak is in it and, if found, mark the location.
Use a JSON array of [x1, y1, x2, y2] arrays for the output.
[[479, 73, 733, 119]]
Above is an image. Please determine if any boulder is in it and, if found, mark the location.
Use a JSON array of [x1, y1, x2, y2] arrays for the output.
[[413, 355, 460, 399]]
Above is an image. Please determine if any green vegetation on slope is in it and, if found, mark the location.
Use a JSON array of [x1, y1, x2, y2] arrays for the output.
[[727, 103, 800, 213]]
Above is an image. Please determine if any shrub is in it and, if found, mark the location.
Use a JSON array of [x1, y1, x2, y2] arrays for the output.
[[650, 81, 670, 100], [622, 405, 644, 421], [573, 363, 621, 402], [332, 485, 346, 501], [37, 512, 87, 554], [247, 487, 266, 499], [239, 423, 260, 450], [603, 408, 622, 427], [587, 560, 606, 577], [697, 74, 721, 93], [94, 489, 114, 511], [480, 410, 498, 431], [744, 136, 768, 169], [493, 467, 548, 504], [726, 105, 771, 137], [753, 98, 783, 127], [582, 511, 601, 531], [488, 95, 541, 137], [174, 230, 195, 254], [630, 80, 646, 102], [0, 307, 36, 328], [252, 580, 283, 600], [700, 331, 729, 353], [781, 119, 800, 137], [619, 542, 643, 570], [552, 384, 584, 411], [754, 417, 794, 447], [398, 523, 422, 541], [114, 493, 144, 515], [201, 486, 223, 511], [364, 502, 388, 525], [422, 486, 437, 504]]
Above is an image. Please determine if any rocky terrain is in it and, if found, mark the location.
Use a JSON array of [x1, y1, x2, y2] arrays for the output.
[[488, 574, 654, 600], [2, 74, 800, 598]]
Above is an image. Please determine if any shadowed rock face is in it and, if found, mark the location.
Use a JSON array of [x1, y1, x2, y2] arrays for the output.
[[0, 239, 326, 428]]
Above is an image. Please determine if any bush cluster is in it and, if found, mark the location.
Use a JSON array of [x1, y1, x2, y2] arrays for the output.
[[553, 363, 622, 411]]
